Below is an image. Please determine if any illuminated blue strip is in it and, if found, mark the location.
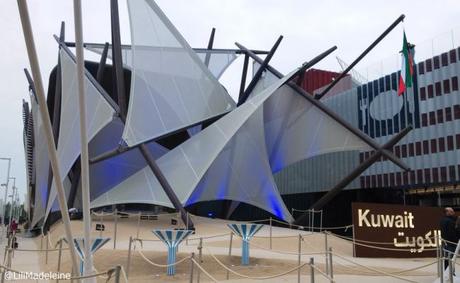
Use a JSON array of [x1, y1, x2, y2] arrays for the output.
[[227, 223, 263, 265]]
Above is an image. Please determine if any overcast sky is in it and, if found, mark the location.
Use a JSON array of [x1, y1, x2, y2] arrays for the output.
[[1, 0, 459, 203]]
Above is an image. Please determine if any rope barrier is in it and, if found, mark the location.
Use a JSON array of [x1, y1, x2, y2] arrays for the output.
[[190, 258, 218, 282], [332, 252, 420, 282], [245, 238, 326, 256], [13, 247, 69, 252], [137, 249, 191, 268], [204, 247, 311, 280], [310, 263, 335, 281]]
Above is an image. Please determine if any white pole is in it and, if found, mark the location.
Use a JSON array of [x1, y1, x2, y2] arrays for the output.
[[0, 158, 11, 240], [8, 178, 16, 228], [16, 0, 80, 275], [72, 0, 94, 279]]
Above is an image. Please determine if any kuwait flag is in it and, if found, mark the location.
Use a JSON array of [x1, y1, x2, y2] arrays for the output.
[[398, 31, 414, 96]]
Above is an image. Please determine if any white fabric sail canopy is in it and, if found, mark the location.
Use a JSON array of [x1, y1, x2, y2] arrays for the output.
[[251, 64, 372, 172], [122, 0, 235, 147], [85, 44, 238, 80], [44, 48, 116, 219], [30, 96, 50, 227], [92, 69, 300, 222]]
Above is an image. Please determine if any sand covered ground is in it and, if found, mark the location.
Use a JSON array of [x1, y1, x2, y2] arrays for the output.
[[9, 213, 441, 282]]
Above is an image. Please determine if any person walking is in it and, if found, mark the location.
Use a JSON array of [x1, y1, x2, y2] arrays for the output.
[[440, 207, 459, 269]]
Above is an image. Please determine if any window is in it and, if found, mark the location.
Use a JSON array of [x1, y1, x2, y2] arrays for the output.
[[431, 139, 437, 153], [360, 176, 365, 188], [377, 175, 383, 187], [438, 137, 445, 152], [402, 172, 409, 185], [450, 49, 457, 63], [456, 134, 460, 149], [365, 176, 371, 187], [426, 59, 432, 72], [455, 105, 460, 119], [446, 107, 453, 121], [371, 175, 377, 187], [383, 174, 389, 187], [442, 53, 449, 66], [453, 77, 459, 91], [444, 79, 451, 94], [441, 167, 447, 182], [395, 146, 401, 157], [447, 136, 454, 150], [415, 142, 422, 155], [390, 173, 395, 187], [421, 113, 428, 126], [402, 144, 407, 158], [418, 62, 425, 74], [450, 165, 456, 181], [420, 87, 426, 100], [437, 109, 444, 123], [425, 168, 431, 183], [410, 171, 416, 184], [429, 111, 436, 125], [428, 84, 434, 98], [359, 152, 364, 163], [432, 168, 439, 183], [417, 169, 424, 184], [435, 82, 442, 96], [408, 143, 415, 156], [434, 56, 440, 69], [423, 140, 429, 154], [396, 172, 402, 186]]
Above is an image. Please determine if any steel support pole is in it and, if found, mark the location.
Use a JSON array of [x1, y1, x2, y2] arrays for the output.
[[235, 43, 408, 172], [96, 42, 109, 84], [226, 233, 233, 280], [45, 233, 49, 264], [73, 0, 94, 279], [269, 217, 272, 249], [237, 36, 283, 106], [197, 238, 202, 283], [17, 0, 80, 275], [203, 28, 215, 67], [56, 239, 63, 283], [329, 247, 333, 281], [238, 54, 249, 102], [8, 178, 15, 228], [324, 231, 329, 275], [316, 14, 405, 100]]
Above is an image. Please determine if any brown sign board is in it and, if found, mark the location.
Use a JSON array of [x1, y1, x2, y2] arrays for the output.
[[351, 202, 443, 258]]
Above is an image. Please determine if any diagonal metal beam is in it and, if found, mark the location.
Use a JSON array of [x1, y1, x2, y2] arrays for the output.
[[315, 14, 405, 100], [236, 43, 410, 172], [294, 126, 412, 225], [238, 54, 249, 102], [23, 68, 37, 100], [204, 27, 215, 67], [237, 36, 283, 106], [96, 42, 109, 84]]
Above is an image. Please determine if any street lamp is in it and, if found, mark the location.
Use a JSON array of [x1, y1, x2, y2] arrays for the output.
[[0, 158, 11, 237], [7, 177, 15, 227]]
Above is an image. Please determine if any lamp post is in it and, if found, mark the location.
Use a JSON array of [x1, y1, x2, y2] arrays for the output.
[[8, 177, 16, 227], [0, 158, 11, 238]]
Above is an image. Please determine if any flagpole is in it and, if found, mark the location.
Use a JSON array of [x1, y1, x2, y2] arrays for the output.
[[16, 0, 80, 276], [72, 0, 95, 281]]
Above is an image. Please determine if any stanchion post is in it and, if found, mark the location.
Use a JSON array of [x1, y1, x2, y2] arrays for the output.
[[189, 252, 195, 283], [113, 208, 118, 249], [40, 234, 43, 250], [197, 238, 202, 283], [449, 258, 453, 283], [114, 265, 121, 283], [298, 234, 301, 283], [324, 231, 329, 275], [226, 233, 233, 280], [99, 214, 103, 237], [269, 217, 272, 249], [310, 257, 315, 283], [56, 239, 63, 283], [186, 212, 189, 245], [352, 225, 356, 257], [329, 247, 333, 281], [435, 233, 440, 277], [136, 212, 141, 240], [126, 236, 132, 278], [45, 233, 49, 264], [440, 256, 444, 283]]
